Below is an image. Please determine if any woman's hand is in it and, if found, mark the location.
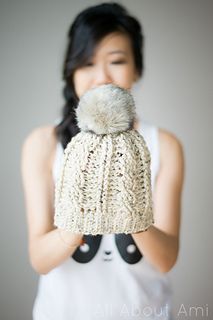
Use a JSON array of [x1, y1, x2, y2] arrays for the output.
[[57, 229, 84, 248]]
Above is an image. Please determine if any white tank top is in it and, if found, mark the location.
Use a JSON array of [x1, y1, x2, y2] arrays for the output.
[[33, 120, 174, 320]]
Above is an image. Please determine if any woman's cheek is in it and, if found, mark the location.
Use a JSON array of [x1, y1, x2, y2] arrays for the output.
[[74, 71, 92, 98], [112, 68, 134, 88]]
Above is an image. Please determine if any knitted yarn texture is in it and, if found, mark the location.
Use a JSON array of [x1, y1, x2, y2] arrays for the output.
[[54, 84, 154, 235]]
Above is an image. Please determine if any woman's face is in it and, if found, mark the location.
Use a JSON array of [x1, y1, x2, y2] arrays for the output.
[[73, 32, 139, 98]]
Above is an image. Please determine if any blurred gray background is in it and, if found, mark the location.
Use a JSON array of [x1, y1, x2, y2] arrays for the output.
[[0, 0, 212, 319]]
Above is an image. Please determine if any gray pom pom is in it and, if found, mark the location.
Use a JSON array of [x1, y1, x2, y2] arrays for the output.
[[76, 84, 136, 134]]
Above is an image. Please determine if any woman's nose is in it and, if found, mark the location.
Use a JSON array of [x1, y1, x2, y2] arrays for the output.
[[93, 65, 112, 86]]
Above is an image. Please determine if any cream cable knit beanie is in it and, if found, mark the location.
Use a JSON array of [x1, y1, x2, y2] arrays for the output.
[[54, 84, 154, 235]]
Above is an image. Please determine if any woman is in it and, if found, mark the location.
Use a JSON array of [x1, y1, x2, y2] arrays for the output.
[[21, 2, 184, 319]]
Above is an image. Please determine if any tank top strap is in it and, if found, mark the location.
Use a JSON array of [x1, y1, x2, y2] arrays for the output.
[[137, 119, 160, 188], [52, 140, 64, 183]]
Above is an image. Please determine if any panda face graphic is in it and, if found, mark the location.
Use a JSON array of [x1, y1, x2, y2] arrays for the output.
[[72, 234, 143, 264]]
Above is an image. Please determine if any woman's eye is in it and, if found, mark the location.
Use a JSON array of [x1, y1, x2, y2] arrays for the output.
[[111, 60, 126, 65], [84, 62, 94, 67]]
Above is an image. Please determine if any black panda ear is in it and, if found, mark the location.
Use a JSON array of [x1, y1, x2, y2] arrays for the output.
[[115, 234, 143, 264], [72, 235, 102, 263]]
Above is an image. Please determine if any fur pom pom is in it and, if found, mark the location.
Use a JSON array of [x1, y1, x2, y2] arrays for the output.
[[76, 84, 136, 134]]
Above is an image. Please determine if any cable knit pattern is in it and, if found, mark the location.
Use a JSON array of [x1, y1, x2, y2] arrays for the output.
[[54, 84, 154, 235]]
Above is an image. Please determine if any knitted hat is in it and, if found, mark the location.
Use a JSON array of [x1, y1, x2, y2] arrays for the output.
[[54, 84, 154, 235]]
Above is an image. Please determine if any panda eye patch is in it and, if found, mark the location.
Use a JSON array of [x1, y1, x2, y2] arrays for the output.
[[115, 234, 143, 264], [72, 235, 102, 263]]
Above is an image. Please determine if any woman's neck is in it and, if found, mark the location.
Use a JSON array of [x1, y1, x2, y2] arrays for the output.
[[133, 117, 140, 130]]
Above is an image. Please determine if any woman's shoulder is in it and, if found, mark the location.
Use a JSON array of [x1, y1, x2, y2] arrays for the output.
[[158, 127, 184, 167], [158, 127, 183, 151], [22, 124, 57, 168], [23, 124, 56, 148]]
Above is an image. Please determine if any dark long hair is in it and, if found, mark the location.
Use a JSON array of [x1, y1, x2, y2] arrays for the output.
[[55, 2, 145, 149]]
